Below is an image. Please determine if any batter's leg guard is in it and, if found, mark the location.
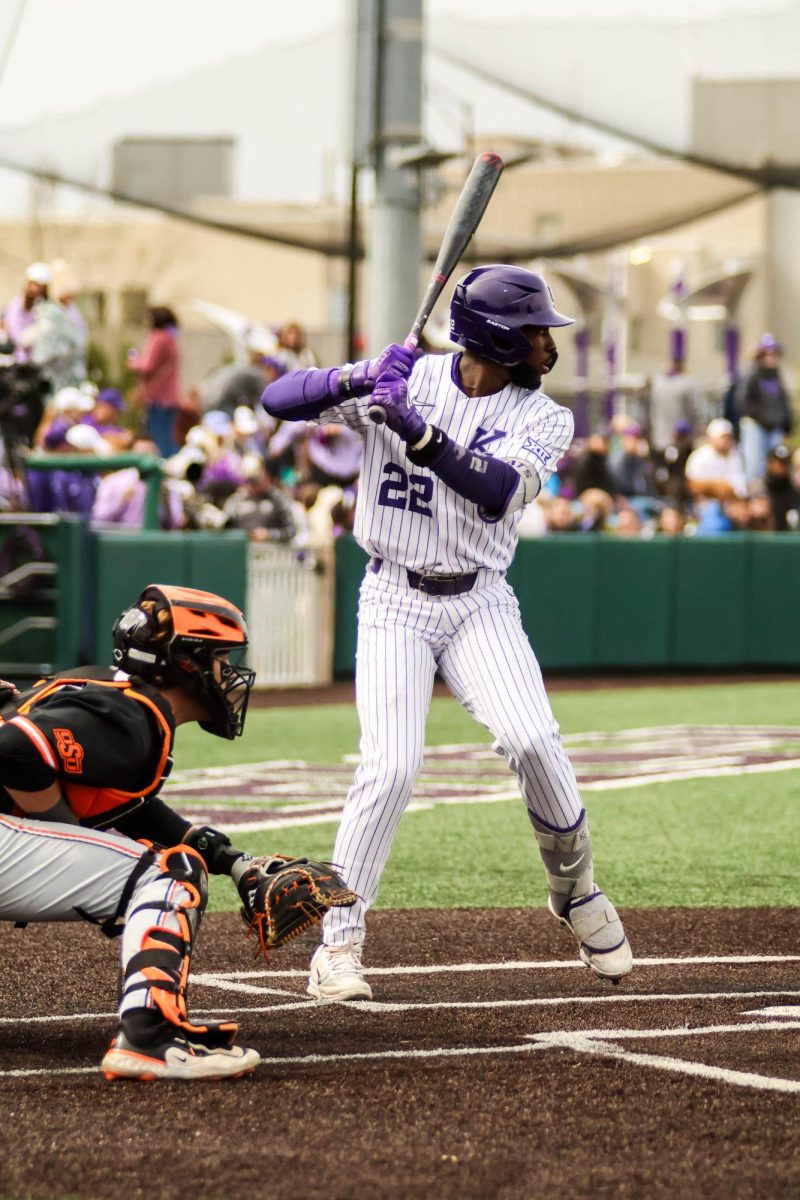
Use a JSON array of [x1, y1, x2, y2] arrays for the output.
[[530, 812, 633, 983], [102, 845, 260, 1081]]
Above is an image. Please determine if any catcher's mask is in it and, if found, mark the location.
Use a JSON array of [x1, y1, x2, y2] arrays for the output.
[[450, 264, 574, 367], [112, 584, 255, 739]]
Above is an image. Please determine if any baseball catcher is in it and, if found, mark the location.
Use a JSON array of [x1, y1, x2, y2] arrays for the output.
[[0, 583, 355, 1081]]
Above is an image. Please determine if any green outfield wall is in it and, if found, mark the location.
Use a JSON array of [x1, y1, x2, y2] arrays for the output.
[[331, 533, 800, 675], [1, 525, 797, 679]]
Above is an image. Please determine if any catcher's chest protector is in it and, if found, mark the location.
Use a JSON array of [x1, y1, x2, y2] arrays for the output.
[[3, 666, 175, 825]]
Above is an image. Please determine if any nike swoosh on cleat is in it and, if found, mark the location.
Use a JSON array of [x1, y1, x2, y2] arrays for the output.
[[558, 855, 585, 872]]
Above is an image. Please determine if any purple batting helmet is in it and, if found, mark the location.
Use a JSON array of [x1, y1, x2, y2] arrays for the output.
[[449, 265, 574, 365]]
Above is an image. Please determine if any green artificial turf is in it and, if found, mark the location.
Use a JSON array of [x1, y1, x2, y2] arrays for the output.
[[174, 681, 800, 913]]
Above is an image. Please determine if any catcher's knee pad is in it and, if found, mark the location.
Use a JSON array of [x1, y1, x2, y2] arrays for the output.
[[120, 844, 236, 1046], [530, 811, 594, 917]]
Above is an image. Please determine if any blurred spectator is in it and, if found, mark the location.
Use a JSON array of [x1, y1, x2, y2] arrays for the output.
[[29, 419, 106, 517], [720, 496, 749, 532], [763, 444, 800, 531], [685, 418, 747, 503], [653, 418, 694, 506], [231, 405, 267, 457], [166, 426, 212, 482], [329, 486, 357, 538], [276, 321, 316, 370], [1, 263, 50, 362], [127, 305, 183, 457], [91, 435, 183, 530], [647, 356, 701, 452], [267, 422, 362, 489], [543, 495, 581, 533], [696, 498, 734, 535], [292, 480, 361, 546], [0, 464, 26, 512], [655, 504, 686, 536], [611, 505, 645, 538], [35, 385, 96, 451], [28, 261, 87, 393], [196, 410, 245, 506], [83, 387, 133, 450], [222, 454, 296, 543], [746, 492, 775, 533], [738, 333, 793, 486], [197, 351, 287, 416], [571, 433, 615, 495], [788, 449, 800, 530], [608, 422, 657, 501], [304, 425, 362, 488], [63, 422, 111, 457], [577, 487, 614, 532]]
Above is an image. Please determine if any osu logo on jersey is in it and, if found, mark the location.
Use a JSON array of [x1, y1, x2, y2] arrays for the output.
[[53, 727, 85, 774]]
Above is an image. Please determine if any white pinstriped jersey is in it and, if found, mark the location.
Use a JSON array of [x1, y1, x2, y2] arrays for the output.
[[318, 351, 574, 573]]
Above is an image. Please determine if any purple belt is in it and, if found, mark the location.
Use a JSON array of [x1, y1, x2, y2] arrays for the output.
[[368, 558, 479, 597]]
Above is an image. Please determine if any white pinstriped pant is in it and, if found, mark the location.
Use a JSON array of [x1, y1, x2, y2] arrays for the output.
[[324, 564, 584, 944]]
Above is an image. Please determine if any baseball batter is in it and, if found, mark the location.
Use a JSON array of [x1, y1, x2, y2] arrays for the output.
[[263, 264, 632, 999]]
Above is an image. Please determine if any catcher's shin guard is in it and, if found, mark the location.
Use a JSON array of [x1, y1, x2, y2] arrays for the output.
[[118, 844, 238, 1048], [531, 812, 632, 982]]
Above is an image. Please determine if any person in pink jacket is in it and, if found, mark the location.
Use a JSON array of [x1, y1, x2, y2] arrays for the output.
[[127, 305, 183, 456]]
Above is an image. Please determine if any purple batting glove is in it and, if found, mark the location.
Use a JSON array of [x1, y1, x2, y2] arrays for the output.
[[339, 343, 416, 398], [372, 342, 416, 381], [367, 376, 427, 442]]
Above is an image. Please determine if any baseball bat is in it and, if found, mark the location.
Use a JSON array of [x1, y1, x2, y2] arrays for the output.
[[368, 151, 504, 424]]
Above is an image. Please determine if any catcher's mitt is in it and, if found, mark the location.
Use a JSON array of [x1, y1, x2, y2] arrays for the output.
[[237, 855, 358, 959]]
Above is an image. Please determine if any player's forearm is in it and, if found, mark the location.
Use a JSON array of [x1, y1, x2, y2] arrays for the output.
[[112, 795, 191, 846], [262, 358, 376, 420], [111, 800, 251, 878], [261, 368, 339, 419], [406, 425, 519, 515]]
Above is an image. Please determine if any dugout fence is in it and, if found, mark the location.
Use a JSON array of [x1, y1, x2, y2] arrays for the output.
[[245, 542, 335, 687]]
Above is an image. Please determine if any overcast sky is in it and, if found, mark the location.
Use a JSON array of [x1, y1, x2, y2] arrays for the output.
[[0, 0, 794, 128]]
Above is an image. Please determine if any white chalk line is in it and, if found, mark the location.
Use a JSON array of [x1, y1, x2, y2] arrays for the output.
[[212, 759, 800, 831], [4, 983, 800, 1087], [531, 1018, 800, 1043], [531, 1023, 800, 1095], [5, 1021, 800, 1086], [747, 1005, 800, 1018], [5, 990, 797, 1026], [191, 952, 800, 982], [0, 1043, 550, 1080]]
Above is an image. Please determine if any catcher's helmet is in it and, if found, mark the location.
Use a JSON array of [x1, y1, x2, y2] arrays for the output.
[[450, 265, 574, 365], [112, 584, 255, 739]]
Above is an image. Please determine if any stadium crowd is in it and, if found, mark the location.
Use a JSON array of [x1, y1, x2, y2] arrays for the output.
[[0, 259, 797, 544]]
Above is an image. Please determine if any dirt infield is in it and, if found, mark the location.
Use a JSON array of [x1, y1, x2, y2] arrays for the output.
[[2, 907, 799, 1200]]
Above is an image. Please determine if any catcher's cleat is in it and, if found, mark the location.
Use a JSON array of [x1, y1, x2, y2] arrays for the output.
[[101, 1029, 260, 1082], [548, 888, 633, 983], [307, 936, 372, 1001]]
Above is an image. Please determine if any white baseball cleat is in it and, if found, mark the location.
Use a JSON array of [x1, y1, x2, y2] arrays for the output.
[[307, 936, 373, 1001], [548, 887, 633, 983], [102, 1030, 261, 1081]]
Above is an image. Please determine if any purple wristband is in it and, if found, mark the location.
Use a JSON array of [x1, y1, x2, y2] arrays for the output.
[[406, 426, 519, 515]]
